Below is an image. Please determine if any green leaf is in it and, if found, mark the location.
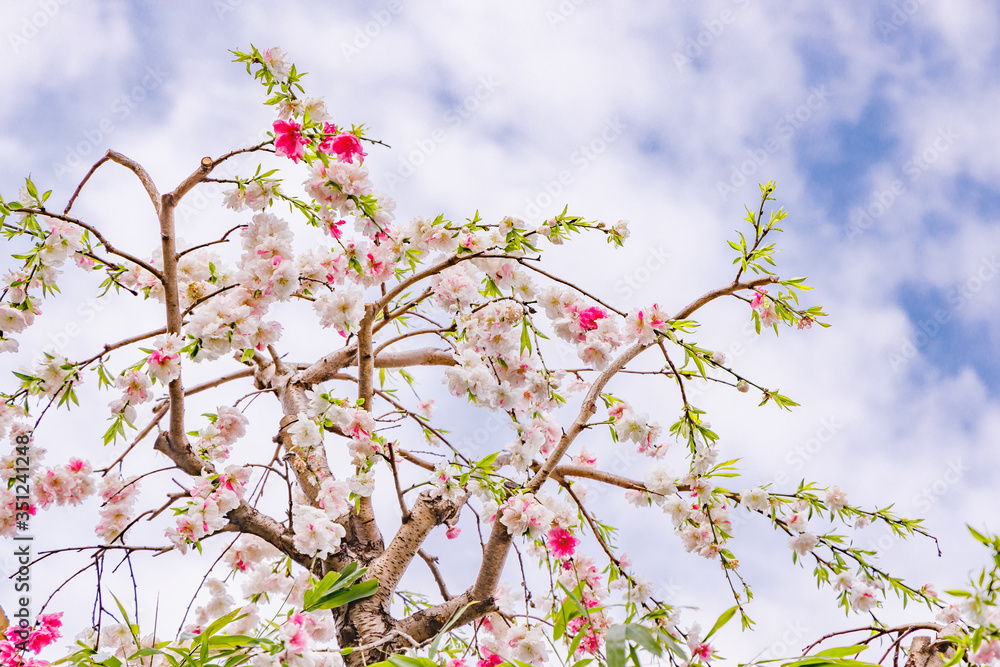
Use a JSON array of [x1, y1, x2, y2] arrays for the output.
[[606, 624, 627, 667], [427, 601, 474, 659], [520, 318, 532, 355], [308, 579, 379, 610], [968, 525, 990, 545], [815, 646, 866, 658], [704, 605, 738, 641], [624, 624, 661, 657]]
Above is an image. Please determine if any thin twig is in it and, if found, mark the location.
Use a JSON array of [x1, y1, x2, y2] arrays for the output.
[[418, 549, 452, 601]]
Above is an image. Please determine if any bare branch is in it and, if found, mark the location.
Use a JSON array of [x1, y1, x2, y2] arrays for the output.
[[106, 150, 161, 214], [673, 276, 779, 321], [64, 154, 111, 214], [418, 549, 452, 601]]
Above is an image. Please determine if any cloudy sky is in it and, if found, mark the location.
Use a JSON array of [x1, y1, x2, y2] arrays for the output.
[[1, 0, 999, 663]]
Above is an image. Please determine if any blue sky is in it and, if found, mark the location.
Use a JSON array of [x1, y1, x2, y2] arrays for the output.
[[1, 1, 999, 663]]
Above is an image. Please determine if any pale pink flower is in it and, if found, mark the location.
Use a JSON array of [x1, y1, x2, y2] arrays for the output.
[[825, 485, 849, 511], [262, 47, 291, 79], [788, 532, 819, 556]]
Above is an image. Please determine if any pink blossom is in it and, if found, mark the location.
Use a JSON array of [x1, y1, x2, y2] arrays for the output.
[[273, 120, 309, 163], [972, 639, 1000, 666], [692, 642, 714, 661], [26, 613, 61, 652], [281, 613, 309, 653], [577, 306, 607, 331], [750, 289, 767, 309], [446, 525, 461, 539], [323, 217, 346, 239], [567, 617, 603, 655], [477, 650, 503, 667], [318, 125, 367, 164], [547, 526, 580, 558]]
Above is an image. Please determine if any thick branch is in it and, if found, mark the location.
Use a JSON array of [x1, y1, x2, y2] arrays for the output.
[[352, 304, 382, 549], [367, 491, 465, 606], [158, 193, 188, 465]]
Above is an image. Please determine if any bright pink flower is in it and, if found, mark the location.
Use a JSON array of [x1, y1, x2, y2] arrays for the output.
[[273, 120, 309, 163], [446, 525, 461, 539], [477, 650, 503, 667], [318, 124, 366, 163], [567, 617, 603, 655], [692, 642, 714, 661], [26, 613, 61, 653], [324, 217, 346, 239], [577, 306, 607, 331], [547, 526, 579, 559], [750, 289, 767, 309]]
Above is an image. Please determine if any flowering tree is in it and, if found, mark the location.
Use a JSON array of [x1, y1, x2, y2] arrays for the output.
[[1, 46, 999, 667]]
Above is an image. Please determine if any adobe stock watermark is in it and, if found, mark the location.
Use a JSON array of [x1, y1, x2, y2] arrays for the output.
[[729, 414, 844, 534], [717, 86, 829, 202], [545, 0, 589, 29], [175, 128, 271, 224], [519, 117, 626, 219], [51, 65, 169, 181], [613, 245, 672, 302], [213, 0, 244, 19], [844, 126, 960, 243], [866, 457, 967, 555], [747, 619, 809, 666], [672, 0, 752, 71], [8, 0, 72, 53], [887, 254, 999, 371], [340, 0, 404, 62], [28, 298, 111, 369], [876, 0, 929, 40], [382, 75, 502, 193]]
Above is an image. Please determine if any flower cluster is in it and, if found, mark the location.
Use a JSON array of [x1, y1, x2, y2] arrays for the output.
[[33, 458, 95, 508], [250, 610, 341, 667], [291, 504, 346, 562], [0, 196, 90, 354], [477, 616, 550, 667], [611, 402, 667, 457], [146, 333, 184, 384], [164, 467, 250, 553], [0, 612, 63, 667], [195, 406, 250, 461], [95, 476, 140, 543], [539, 287, 625, 369]]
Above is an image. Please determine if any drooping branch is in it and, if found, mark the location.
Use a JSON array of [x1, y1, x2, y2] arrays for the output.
[[107, 150, 161, 214], [18, 208, 162, 281], [527, 340, 650, 493]]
